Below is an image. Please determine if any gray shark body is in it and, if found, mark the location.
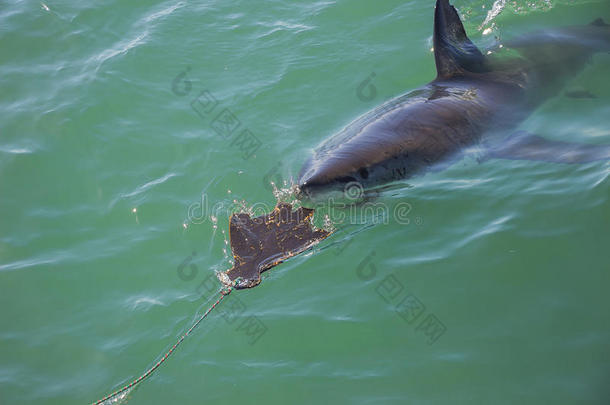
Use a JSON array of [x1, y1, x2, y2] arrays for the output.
[[297, 0, 610, 200]]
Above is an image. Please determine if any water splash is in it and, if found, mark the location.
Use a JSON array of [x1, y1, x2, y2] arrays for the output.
[[97, 388, 133, 405], [480, 0, 507, 30]]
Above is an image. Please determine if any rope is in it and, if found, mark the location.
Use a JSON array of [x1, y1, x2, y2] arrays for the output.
[[92, 286, 233, 405]]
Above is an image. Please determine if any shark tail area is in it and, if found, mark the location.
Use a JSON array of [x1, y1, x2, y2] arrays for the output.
[[504, 15, 610, 66], [433, 0, 488, 78]]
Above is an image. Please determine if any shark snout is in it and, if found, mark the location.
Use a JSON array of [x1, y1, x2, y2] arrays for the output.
[[295, 172, 330, 202], [297, 167, 365, 204]]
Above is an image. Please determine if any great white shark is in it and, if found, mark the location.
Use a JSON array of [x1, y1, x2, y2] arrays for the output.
[[216, 0, 610, 290], [297, 0, 610, 201]]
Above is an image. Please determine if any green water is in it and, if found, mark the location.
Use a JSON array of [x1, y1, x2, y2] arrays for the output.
[[1, 0, 610, 404]]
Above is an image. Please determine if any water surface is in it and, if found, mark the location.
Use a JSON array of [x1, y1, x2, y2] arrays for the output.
[[1, 0, 609, 404]]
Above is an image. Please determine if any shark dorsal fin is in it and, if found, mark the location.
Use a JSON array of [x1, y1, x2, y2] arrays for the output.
[[433, 0, 487, 78]]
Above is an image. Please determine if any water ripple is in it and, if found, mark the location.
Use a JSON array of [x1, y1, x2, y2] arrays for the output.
[[93, 30, 149, 65], [124, 295, 168, 312], [143, 1, 184, 24], [119, 172, 179, 199], [0, 144, 35, 154], [255, 21, 315, 39], [0, 257, 57, 273]]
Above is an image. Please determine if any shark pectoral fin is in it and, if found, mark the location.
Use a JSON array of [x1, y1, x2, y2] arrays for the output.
[[486, 132, 610, 164], [590, 18, 608, 27]]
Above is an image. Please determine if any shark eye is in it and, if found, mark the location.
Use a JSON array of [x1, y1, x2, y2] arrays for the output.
[[358, 168, 369, 179]]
